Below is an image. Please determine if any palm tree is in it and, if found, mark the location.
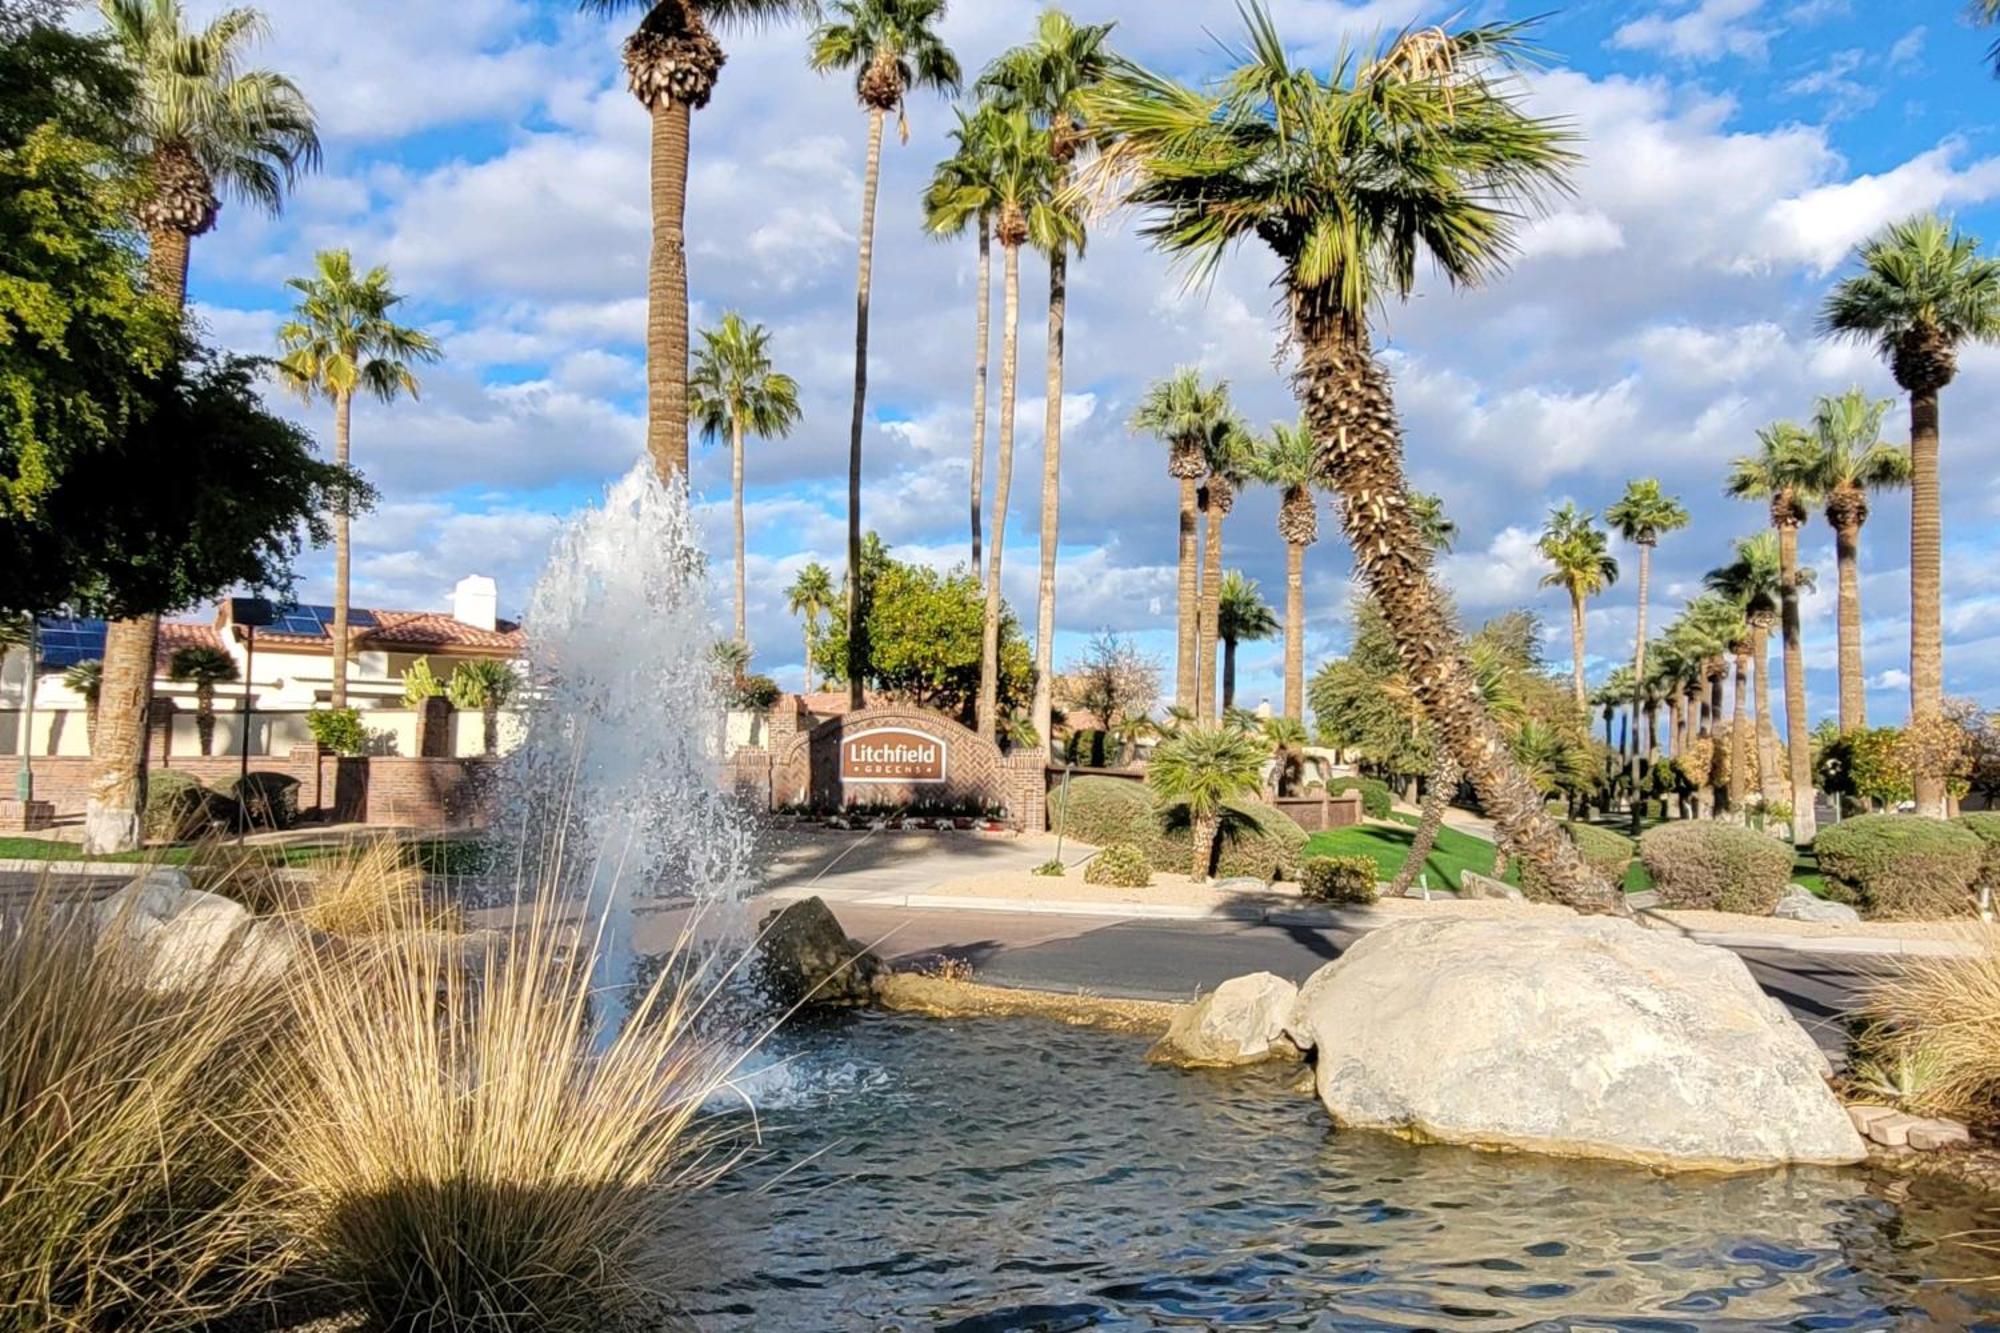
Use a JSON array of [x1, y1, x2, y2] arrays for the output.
[[1706, 533, 1815, 813], [1146, 723, 1266, 882], [784, 561, 835, 692], [1536, 502, 1619, 713], [166, 645, 238, 757], [1261, 714, 1307, 796], [978, 10, 1115, 755], [1821, 214, 2000, 816], [1702, 550, 1766, 813], [1797, 388, 1910, 733], [810, 0, 960, 713], [63, 661, 103, 751], [1215, 571, 1277, 714], [1727, 423, 1821, 840], [1246, 418, 1324, 721], [1130, 369, 1234, 717], [91, 0, 316, 855], [578, 0, 815, 482], [447, 660, 518, 757], [1088, 8, 1613, 911], [689, 311, 803, 648], [276, 250, 440, 710], [1405, 491, 1458, 555], [1666, 598, 1738, 818], [1391, 636, 1520, 895], [1196, 418, 1253, 723], [1604, 477, 1689, 832]]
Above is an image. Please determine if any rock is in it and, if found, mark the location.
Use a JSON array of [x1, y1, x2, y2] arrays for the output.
[[1773, 885, 1861, 925], [94, 873, 293, 992], [1214, 876, 1270, 895], [1147, 972, 1301, 1067], [1286, 916, 1865, 1171], [755, 896, 883, 1009], [1907, 1119, 1971, 1152], [1865, 1111, 1922, 1148], [1847, 1104, 1900, 1134], [1456, 871, 1525, 903]]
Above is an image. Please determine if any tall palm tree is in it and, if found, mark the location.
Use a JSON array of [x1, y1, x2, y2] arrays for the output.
[[1666, 597, 1738, 818], [1797, 388, 1911, 734], [1088, 8, 1613, 910], [1405, 490, 1458, 555], [1821, 214, 2000, 816], [90, 0, 316, 855], [578, 0, 815, 483], [1245, 418, 1325, 721], [166, 644, 238, 757], [1727, 423, 1821, 840], [1146, 722, 1267, 882], [1706, 533, 1812, 811], [689, 311, 803, 648], [1215, 571, 1277, 713], [978, 10, 1115, 755], [1536, 502, 1618, 713], [1131, 369, 1234, 717], [1196, 417, 1253, 723], [275, 250, 440, 710], [1604, 477, 1689, 832], [1703, 547, 1768, 813], [811, 0, 960, 712], [784, 561, 835, 692]]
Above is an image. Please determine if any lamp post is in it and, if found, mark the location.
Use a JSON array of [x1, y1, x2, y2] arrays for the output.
[[13, 616, 34, 804], [229, 598, 273, 837]]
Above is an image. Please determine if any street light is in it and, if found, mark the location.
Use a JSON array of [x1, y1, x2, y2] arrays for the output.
[[229, 598, 273, 837], [13, 616, 34, 805]]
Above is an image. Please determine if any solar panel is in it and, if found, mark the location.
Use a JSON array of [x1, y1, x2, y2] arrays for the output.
[[261, 604, 378, 636], [34, 617, 107, 668]]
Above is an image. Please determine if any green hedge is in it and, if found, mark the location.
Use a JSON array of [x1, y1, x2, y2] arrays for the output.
[[1083, 843, 1150, 888], [1816, 814, 1983, 920], [1522, 822, 1635, 902], [143, 771, 222, 842], [221, 771, 301, 831], [1638, 822, 1792, 915], [1051, 776, 1152, 846], [1300, 855, 1378, 903], [1051, 776, 1306, 881], [1950, 812, 2000, 907], [1334, 776, 1393, 820]]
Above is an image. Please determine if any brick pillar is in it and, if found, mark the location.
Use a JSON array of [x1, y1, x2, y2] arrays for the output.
[[418, 697, 452, 758], [768, 694, 809, 749]]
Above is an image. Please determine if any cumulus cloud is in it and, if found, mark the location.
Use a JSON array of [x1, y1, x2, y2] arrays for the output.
[[1612, 0, 1774, 62]]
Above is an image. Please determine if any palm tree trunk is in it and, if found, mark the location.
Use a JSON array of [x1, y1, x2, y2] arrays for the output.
[[843, 107, 887, 711], [1628, 542, 1651, 833], [1030, 245, 1067, 756], [148, 225, 190, 308], [330, 390, 354, 710], [1568, 591, 1588, 712], [646, 97, 692, 482], [731, 413, 747, 645], [1753, 623, 1780, 805], [1778, 523, 1818, 840], [803, 620, 815, 694], [1191, 812, 1217, 882], [1834, 515, 1866, 732], [969, 220, 991, 579], [1389, 749, 1458, 896], [1909, 385, 1946, 816], [1296, 324, 1621, 913], [1222, 635, 1237, 712], [1666, 695, 1680, 761], [196, 682, 214, 757], [483, 702, 499, 757], [1283, 539, 1305, 721], [1200, 496, 1223, 722], [1728, 649, 1749, 813], [1175, 476, 1198, 713], [978, 241, 1022, 741]]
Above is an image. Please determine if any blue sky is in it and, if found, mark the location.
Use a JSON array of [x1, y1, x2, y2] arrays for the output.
[[173, 0, 2000, 727]]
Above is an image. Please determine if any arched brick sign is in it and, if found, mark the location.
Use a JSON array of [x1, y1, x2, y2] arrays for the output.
[[773, 706, 1014, 815]]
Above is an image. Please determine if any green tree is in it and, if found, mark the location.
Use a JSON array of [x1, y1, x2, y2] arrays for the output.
[[810, 0, 960, 713], [1215, 570, 1277, 714], [275, 249, 440, 710], [1245, 418, 1325, 721], [166, 643, 236, 756], [689, 311, 802, 648], [1405, 491, 1458, 555], [1537, 502, 1619, 714], [447, 659, 517, 756], [1820, 213, 2000, 816], [1130, 368, 1235, 717], [1089, 6, 1613, 910], [1146, 723, 1267, 882], [1703, 533, 1786, 808], [783, 560, 835, 693], [1195, 415, 1253, 723], [1604, 477, 1689, 830]]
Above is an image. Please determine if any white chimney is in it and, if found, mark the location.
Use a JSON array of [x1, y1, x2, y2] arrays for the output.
[[452, 575, 498, 631]]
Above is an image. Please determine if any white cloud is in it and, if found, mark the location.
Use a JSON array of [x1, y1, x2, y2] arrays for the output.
[[1887, 27, 1926, 73], [1612, 0, 1773, 62], [1755, 143, 2000, 273], [1516, 210, 1626, 260]]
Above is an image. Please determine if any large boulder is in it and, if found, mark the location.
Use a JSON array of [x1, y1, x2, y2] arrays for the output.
[[1773, 884, 1861, 925], [755, 896, 883, 1009], [1148, 972, 1300, 1067], [1286, 916, 1865, 1171], [95, 872, 295, 992]]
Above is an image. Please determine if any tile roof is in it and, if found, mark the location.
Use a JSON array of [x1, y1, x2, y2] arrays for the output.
[[235, 609, 524, 655], [155, 622, 225, 669]]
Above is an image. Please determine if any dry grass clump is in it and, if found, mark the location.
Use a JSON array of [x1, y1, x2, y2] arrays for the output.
[[295, 838, 460, 937], [1860, 927, 2000, 1124]]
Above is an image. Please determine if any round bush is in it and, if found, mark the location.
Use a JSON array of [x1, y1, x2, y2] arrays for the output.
[[1522, 822, 1635, 902], [1334, 776, 1393, 820], [1083, 843, 1151, 888], [143, 771, 220, 842], [1950, 812, 2000, 907], [1638, 822, 1792, 915], [1050, 775, 1154, 846], [1300, 855, 1379, 904], [222, 771, 302, 831], [1815, 814, 1983, 921]]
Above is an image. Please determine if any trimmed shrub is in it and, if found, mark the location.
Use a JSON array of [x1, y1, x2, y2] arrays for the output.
[[1522, 822, 1636, 902], [1300, 855, 1379, 904], [1053, 777, 1307, 882], [1951, 812, 2000, 908], [307, 706, 367, 757], [1815, 814, 1983, 921], [222, 770, 301, 831], [1050, 775, 1153, 846], [143, 770, 220, 842], [1638, 822, 1792, 915], [1083, 844, 1151, 888], [1334, 776, 1393, 820]]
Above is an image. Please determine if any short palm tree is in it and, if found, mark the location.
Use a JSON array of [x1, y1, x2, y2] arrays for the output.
[[1215, 571, 1277, 714], [1536, 502, 1619, 713], [1665, 597, 1739, 816], [810, 0, 960, 712], [1703, 544, 1773, 812], [689, 312, 803, 649], [167, 644, 238, 757], [784, 561, 835, 692], [1820, 213, 2000, 816], [1604, 477, 1689, 831], [1727, 422, 1821, 839], [1245, 418, 1325, 721], [447, 659, 518, 757], [1706, 533, 1814, 812], [276, 249, 441, 710], [1405, 491, 1458, 555], [1196, 418, 1254, 723], [1260, 714, 1307, 797], [1088, 6, 1612, 910], [1131, 369, 1235, 717], [577, 0, 816, 482], [1146, 722, 1267, 882], [63, 660, 103, 750], [1798, 388, 1910, 734]]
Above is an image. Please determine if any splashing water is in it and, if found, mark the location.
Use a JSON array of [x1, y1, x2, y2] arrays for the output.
[[503, 465, 758, 1009]]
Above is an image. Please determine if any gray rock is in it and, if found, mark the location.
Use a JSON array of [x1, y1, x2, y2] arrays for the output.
[[1773, 885, 1860, 925], [1148, 972, 1301, 1067], [95, 873, 294, 992], [1287, 916, 1865, 1171], [755, 896, 883, 1009], [1456, 871, 1525, 903]]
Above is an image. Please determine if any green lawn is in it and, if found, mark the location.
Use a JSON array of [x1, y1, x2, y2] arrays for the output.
[[0, 835, 490, 874]]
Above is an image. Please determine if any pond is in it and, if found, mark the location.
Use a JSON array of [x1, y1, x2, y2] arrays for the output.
[[673, 1012, 2000, 1332]]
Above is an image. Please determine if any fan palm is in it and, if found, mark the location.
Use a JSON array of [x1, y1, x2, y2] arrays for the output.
[[784, 561, 835, 692], [1388, 635, 1520, 895], [1797, 388, 1910, 733], [1196, 417, 1254, 723], [1260, 714, 1307, 796], [446, 659, 517, 756], [1665, 599, 1737, 816], [1130, 369, 1235, 717], [1727, 422, 1821, 838], [166, 644, 237, 757], [690, 312, 803, 649], [1604, 477, 1689, 830], [1146, 723, 1267, 882], [1405, 491, 1458, 555], [1086, 6, 1610, 910], [276, 250, 440, 710], [811, 0, 960, 712], [1820, 213, 2000, 816], [578, 0, 815, 482], [92, 0, 316, 855], [1245, 418, 1325, 720], [1536, 502, 1618, 713], [1704, 545, 1770, 812], [1215, 571, 1277, 714]]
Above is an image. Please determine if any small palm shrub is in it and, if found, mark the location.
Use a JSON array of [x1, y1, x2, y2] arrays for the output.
[[223, 770, 302, 831], [1523, 822, 1634, 901], [1147, 725, 1274, 882], [1815, 814, 1984, 920], [1335, 776, 1393, 819], [144, 770, 222, 842], [1950, 812, 2000, 908], [1300, 855, 1379, 904], [1638, 822, 1792, 915], [1084, 844, 1151, 888], [1050, 776, 1305, 881]]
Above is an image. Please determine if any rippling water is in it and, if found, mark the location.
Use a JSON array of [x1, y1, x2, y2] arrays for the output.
[[670, 1013, 2000, 1331]]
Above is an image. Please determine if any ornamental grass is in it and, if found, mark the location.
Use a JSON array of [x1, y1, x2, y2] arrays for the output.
[[1860, 926, 2000, 1125]]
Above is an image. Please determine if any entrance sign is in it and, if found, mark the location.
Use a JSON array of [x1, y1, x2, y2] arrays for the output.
[[841, 727, 947, 784]]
